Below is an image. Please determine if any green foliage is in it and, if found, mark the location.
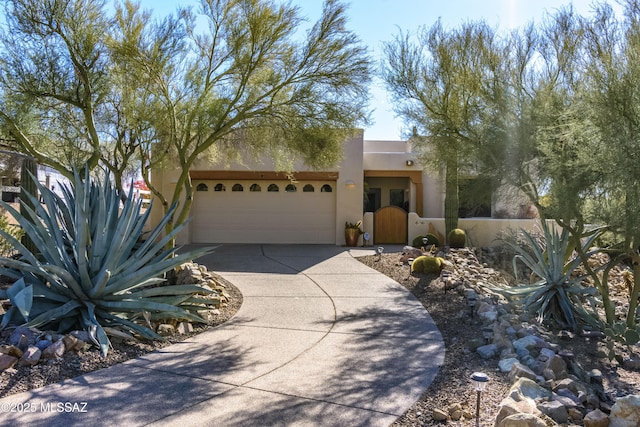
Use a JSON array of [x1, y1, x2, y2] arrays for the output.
[[0, 213, 22, 257], [411, 255, 444, 274], [412, 233, 439, 248], [383, 20, 510, 240], [0, 0, 372, 236], [448, 229, 466, 248], [0, 169, 217, 356], [604, 321, 640, 363], [494, 221, 601, 331]]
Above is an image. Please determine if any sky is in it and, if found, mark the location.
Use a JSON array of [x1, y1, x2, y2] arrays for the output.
[[138, 0, 621, 140]]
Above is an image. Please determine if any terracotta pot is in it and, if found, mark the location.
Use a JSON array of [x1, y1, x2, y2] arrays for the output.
[[345, 228, 360, 247]]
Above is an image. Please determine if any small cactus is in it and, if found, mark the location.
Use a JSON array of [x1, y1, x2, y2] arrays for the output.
[[448, 228, 466, 248], [412, 233, 439, 249], [411, 255, 444, 274]]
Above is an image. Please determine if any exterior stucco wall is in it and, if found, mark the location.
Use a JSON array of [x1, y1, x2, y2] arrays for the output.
[[335, 131, 365, 245], [408, 213, 545, 247], [149, 130, 365, 245], [422, 171, 444, 217]]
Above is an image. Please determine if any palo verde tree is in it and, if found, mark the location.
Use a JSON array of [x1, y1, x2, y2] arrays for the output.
[[382, 20, 510, 239], [509, 1, 640, 337], [578, 0, 640, 329], [0, 0, 106, 178], [0, 0, 175, 193], [0, 0, 371, 232], [121, 0, 372, 239]]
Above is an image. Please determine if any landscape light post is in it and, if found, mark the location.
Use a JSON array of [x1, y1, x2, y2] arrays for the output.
[[407, 258, 414, 279], [467, 290, 477, 318], [471, 372, 489, 427]]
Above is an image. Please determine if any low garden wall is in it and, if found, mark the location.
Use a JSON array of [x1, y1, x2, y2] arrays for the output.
[[362, 213, 550, 247], [408, 214, 548, 247]]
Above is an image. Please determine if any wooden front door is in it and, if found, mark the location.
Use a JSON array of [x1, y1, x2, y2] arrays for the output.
[[374, 206, 408, 244]]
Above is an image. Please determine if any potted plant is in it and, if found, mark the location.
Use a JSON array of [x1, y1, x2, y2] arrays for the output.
[[345, 220, 363, 247]]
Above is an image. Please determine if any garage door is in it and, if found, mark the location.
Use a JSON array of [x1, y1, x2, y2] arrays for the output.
[[190, 180, 336, 244]]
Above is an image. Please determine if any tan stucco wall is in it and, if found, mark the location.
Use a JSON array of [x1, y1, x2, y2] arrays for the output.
[[422, 172, 444, 217], [408, 213, 544, 247], [336, 132, 365, 245], [149, 130, 365, 245]]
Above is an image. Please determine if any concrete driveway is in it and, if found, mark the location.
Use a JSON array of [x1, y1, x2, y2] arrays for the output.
[[0, 245, 444, 427]]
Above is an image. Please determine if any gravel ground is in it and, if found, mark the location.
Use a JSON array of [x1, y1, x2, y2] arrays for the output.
[[359, 251, 640, 427]]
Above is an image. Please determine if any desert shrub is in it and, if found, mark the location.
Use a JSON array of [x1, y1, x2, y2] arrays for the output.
[[412, 233, 439, 248], [0, 169, 218, 356]]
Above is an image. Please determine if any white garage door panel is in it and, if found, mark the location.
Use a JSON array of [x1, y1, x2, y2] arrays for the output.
[[191, 181, 336, 244]]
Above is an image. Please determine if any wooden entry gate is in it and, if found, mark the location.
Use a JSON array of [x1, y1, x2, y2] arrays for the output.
[[374, 206, 408, 244]]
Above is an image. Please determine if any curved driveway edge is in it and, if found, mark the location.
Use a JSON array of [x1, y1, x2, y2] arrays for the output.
[[0, 245, 444, 427]]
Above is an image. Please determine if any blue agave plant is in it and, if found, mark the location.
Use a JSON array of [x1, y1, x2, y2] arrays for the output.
[[496, 221, 602, 331], [0, 169, 216, 356]]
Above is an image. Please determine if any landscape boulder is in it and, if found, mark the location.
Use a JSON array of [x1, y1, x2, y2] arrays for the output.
[[499, 413, 547, 427], [609, 394, 640, 427], [584, 409, 610, 427]]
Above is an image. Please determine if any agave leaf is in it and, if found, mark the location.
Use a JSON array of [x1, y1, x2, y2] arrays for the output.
[[0, 260, 56, 287], [110, 224, 181, 278], [29, 273, 76, 300], [88, 269, 111, 298], [97, 197, 141, 272], [83, 302, 111, 357], [88, 180, 109, 268], [556, 287, 577, 329], [16, 192, 69, 265], [109, 277, 167, 295], [103, 247, 213, 295], [145, 310, 205, 323], [0, 306, 18, 329], [96, 310, 163, 341], [6, 276, 26, 300], [0, 268, 22, 281], [38, 264, 89, 300], [102, 327, 137, 341], [97, 299, 199, 315], [107, 210, 151, 270], [138, 295, 192, 306], [127, 285, 217, 298], [495, 283, 544, 298], [180, 296, 221, 306], [74, 201, 92, 295], [25, 299, 82, 328], [9, 283, 33, 322]]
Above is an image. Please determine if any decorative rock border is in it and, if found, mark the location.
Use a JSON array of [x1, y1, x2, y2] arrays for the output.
[[0, 262, 227, 372], [425, 246, 639, 427]]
